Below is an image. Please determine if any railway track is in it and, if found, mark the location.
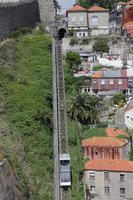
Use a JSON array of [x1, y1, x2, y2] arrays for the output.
[[56, 38, 71, 200], [56, 39, 68, 154], [52, 26, 71, 200]]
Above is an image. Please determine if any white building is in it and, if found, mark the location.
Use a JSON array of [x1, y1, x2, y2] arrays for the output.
[[125, 102, 133, 130]]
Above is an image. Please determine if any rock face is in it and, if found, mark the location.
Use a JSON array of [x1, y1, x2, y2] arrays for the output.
[[0, 158, 23, 200]]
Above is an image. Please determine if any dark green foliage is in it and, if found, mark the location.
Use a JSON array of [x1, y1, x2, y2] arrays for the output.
[[112, 92, 126, 105], [93, 66, 102, 71], [78, 0, 128, 9], [66, 51, 81, 70], [93, 38, 109, 53], [81, 38, 90, 45], [69, 38, 79, 46], [9, 27, 33, 38], [68, 29, 75, 37]]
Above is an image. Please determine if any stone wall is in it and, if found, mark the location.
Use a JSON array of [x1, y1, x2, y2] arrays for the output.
[[0, 0, 40, 40], [37, 0, 55, 25]]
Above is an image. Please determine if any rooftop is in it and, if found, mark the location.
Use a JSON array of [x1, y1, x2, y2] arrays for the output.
[[67, 4, 87, 12], [125, 102, 133, 112], [88, 5, 108, 12], [85, 159, 133, 172], [92, 71, 103, 78], [82, 137, 126, 147], [106, 127, 128, 138]]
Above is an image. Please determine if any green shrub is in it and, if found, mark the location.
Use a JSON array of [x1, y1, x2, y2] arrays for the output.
[[66, 51, 81, 70], [68, 29, 74, 37], [93, 66, 102, 71], [93, 38, 109, 53], [112, 92, 126, 105], [69, 38, 79, 46], [81, 38, 90, 45], [9, 27, 32, 38]]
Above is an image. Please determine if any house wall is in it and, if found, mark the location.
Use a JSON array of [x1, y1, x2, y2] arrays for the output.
[[84, 170, 133, 200], [91, 78, 128, 92], [68, 12, 88, 28], [88, 11, 109, 36], [125, 109, 133, 130], [82, 144, 129, 160], [0, 1, 40, 40]]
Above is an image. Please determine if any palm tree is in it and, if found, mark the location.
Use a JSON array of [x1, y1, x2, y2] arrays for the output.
[[83, 94, 102, 128]]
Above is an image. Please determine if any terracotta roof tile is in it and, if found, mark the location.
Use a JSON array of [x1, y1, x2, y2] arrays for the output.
[[125, 102, 133, 112], [85, 159, 133, 172], [88, 5, 108, 12], [82, 137, 126, 147], [118, 1, 127, 5], [123, 21, 133, 28], [106, 128, 128, 138], [92, 71, 103, 78], [128, 0, 133, 5], [67, 4, 87, 12]]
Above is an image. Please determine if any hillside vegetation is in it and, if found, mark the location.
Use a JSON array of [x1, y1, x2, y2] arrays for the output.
[[0, 32, 53, 200], [78, 0, 128, 9]]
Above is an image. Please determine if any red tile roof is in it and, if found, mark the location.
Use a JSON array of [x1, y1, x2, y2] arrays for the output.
[[82, 137, 126, 147], [128, 0, 133, 5], [92, 71, 103, 78], [118, 1, 127, 5], [67, 4, 87, 12], [106, 128, 128, 138], [85, 159, 133, 172], [125, 102, 133, 112], [88, 5, 108, 12]]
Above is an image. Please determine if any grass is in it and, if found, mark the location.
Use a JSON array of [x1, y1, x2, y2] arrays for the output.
[[0, 33, 53, 200]]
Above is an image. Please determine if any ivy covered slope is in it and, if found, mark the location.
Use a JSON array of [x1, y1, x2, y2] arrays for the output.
[[0, 33, 53, 200]]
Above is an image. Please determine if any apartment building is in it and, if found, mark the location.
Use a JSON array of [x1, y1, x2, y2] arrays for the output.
[[67, 4, 88, 37], [91, 69, 133, 96], [67, 4, 109, 37], [84, 159, 133, 200]]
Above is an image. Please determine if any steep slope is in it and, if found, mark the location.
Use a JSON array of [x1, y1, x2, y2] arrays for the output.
[[0, 33, 53, 200]]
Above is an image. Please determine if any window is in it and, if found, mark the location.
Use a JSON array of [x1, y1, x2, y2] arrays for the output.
[[104, 172, 110, 180], [90, 172, 95, 179], [92, 16, 98, 26], [90, 186, 95, 193], [110, 79, 114, 85], [105, 187, 110, 194], [101, 79, 105, 85], [120, 174, 125, 181], [80, 16, 84, 22], [120, 188, 125, 195], [72, 16, 76, 22], [118, 79, 122, 85], [93, 80, 96, 84]]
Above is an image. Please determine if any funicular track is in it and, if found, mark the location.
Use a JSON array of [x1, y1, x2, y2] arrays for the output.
[[56, 39, 71, 200]]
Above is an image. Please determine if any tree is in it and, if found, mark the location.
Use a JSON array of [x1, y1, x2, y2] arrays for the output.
[[65, 51, 81, 71], [93, 38, 109, 53], [112, 92, 126, 105], [78, 0, 128, 9]]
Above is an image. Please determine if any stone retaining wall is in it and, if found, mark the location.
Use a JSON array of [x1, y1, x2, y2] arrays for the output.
[[0, 0, 40, 40]]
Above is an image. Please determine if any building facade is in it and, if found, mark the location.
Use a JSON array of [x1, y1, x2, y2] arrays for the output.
[[84, 159, 133, 200], [67, 4, 109, 37], [91, 69, 133, 96], [82, 137, 130, 160], [88, 6, 109, 36], [67, 4, 88, 37], [125, 102, 133, 130]]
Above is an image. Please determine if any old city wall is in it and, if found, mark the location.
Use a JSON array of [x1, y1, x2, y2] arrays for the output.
[[0, 0, 40, 40]]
